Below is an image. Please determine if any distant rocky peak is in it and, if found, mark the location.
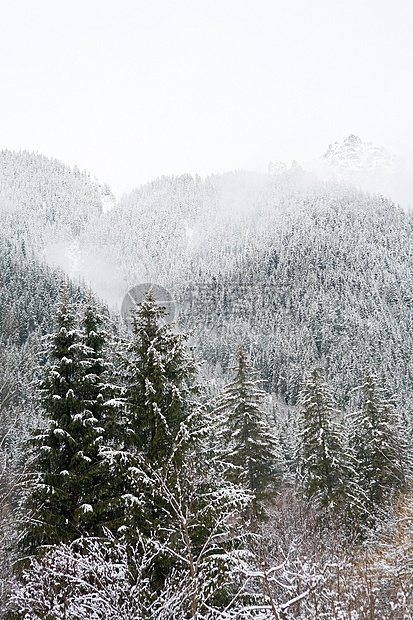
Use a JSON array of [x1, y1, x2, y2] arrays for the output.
[[322, 135, 393, 172]]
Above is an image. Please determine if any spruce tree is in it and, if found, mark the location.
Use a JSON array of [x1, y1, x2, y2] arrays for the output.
[[120, 288, 197, 465], [348, 371, 410, 529], [213, 347, 282, 506], [296, 369, 348, 513], [102, 288, 198, 552], [75, 302, 117, 535], [21, 300, 114, 552]]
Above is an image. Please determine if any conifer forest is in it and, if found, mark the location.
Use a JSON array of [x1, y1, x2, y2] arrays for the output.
[[2, 143, 413, 618]]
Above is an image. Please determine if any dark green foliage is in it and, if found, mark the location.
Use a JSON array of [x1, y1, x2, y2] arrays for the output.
[[101, 288, 198, 555], [74, 303, 119, 535], [296, 369, 347, 512], [214, 347, 282, 505], [22, 303, 84, 550], [21, 301, 114, 552], [348, 371, 411, 529], [122, 288, 197, 465]]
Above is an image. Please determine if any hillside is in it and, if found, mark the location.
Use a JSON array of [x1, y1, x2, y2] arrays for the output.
[[179, 187, 413, 413], [0, 149, 109, 248], [2, 142, 413, 618], [1, 145, 412, 417], [78, 163, 413, 419]]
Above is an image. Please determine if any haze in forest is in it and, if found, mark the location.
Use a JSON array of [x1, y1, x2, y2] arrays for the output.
[[1, 0, 413, 194]]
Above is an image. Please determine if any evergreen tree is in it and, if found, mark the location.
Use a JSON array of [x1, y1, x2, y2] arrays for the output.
[[296, 369, 348, 513], [101, 288, 198, 553], [348, 371, 410, 529], [21, 300, 114, 552], [75, 302, 117, 535], [120, 288, 197, 466], [128, 437, 250, 618], [213, 347, 282, 506]]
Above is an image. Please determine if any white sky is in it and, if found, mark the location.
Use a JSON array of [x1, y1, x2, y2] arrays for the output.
[[1, 0, 412, 195]]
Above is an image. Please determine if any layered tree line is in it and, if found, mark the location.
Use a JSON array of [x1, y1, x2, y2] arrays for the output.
[[2, 150, 413, 423], [2, 290, 411, 619], [8, 292, 252, 618], [1, 150, 413, 617]]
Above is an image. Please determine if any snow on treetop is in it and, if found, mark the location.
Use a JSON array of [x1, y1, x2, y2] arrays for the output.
[[323, 135, 393, 172]]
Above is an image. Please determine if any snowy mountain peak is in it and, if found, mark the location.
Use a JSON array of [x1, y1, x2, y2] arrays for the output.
[[312, 135, 413, 208], [322, 135, 393, 172]]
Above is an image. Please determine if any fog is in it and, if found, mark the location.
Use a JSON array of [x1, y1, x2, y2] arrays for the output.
[[1, 0, 413, 194], [44, 241, 127, 311]]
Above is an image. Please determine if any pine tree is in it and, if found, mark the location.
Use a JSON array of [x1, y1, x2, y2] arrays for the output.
[[120, 288, 197, 466], [21, 300, 114, 552], [75, 302, 118, 535], [101, 288, 199, 554], [296, 369, 348, 513], [348, 371, 410, 529], [213, 347, 282, 506]]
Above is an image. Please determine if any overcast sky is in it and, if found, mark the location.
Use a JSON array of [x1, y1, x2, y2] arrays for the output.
[[1, 0, 412, 195]]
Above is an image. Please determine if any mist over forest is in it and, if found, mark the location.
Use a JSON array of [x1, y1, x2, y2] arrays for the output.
[[1, 137, 413, 618]]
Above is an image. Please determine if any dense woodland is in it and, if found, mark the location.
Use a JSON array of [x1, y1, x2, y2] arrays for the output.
[[1, 146, 413, 617]]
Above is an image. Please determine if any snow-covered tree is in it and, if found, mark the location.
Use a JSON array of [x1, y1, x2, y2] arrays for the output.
[[100, 288, 200, 587], [296, 369, 348, 513], [348, 371, 411, 530], [120, 288, 198, 466], [356, 492, 413, 618], [74, 302, 118, 536], [0, 340, 40, 610], [9, 536, 154, 620], [230, 491, 353, 619], [213, 347, 282, 507], [21, 300, 114, 552], [127, 443, 251, 619]]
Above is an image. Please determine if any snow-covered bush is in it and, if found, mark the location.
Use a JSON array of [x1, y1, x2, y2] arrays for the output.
[[9, 537, 152, 620]]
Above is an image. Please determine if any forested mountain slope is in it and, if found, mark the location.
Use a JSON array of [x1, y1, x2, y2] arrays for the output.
[[0, 149, 108, 249], [0, 150, 114, 306], [1, 146, 412, 415], [0, 235, 92, 345], [81, 167, 413, 418], [179, 188, 413, 413], [3, 144, 413, 618]]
